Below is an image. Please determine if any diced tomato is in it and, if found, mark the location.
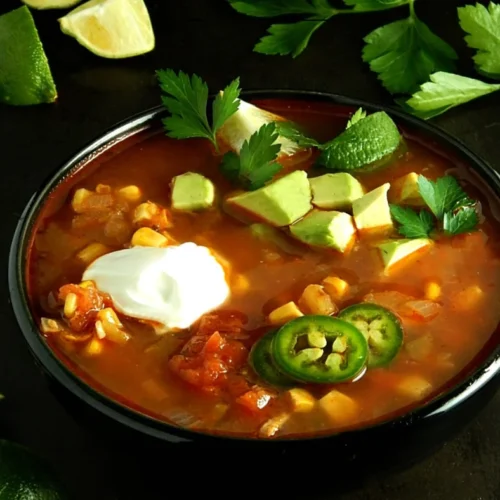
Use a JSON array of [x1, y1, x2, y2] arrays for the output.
[[226, 375, 251, 398], [235, 387, 274, 413], [204, 331, 224, 354], [58, 283, 104, 332], [197, 310, 247, 336]]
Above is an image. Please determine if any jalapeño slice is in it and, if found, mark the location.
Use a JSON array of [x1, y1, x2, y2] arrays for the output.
[[271, 316, 368, 384], [338, 303, 403, 368], [249, 330, 295, 388]]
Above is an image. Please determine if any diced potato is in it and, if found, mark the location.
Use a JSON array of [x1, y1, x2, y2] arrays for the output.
[[424, 280, 441, 301], [131, 227, 168, 247], [95, 183, 112, 194], [452, 285, 484, 312], [133, 201, 171, 229], [117, 185, 142, 202], [322, 276, 349, 302], [40, 317, 64, 334], [405, 334, 433, 361], [287, 388, 316, 413], [258, 413, 291, 438], [319, 390, 358, 426], [268, 301, 303, 325], [63, 293, 78, 318], [71, 188, 92, 213], [83, 337, 104, 356], [396, 375, 432, 400], [76, 242, 111, 266], [298, 284, 338, 316]]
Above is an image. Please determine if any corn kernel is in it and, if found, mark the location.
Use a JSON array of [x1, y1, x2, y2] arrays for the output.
[[79, 280, 95, 289], [63, 293, 78, 318], [131, 227, 168, 247], [424, 280, 441, 301], [76, 242, 110, 266], [298, 284, 338, 315], [40, 317, 63, 334], [118, 185, 142, 202], [84, 337, 104, 356], [95, 184, 111, 194], [268, 301, 303, 325], [322, 276, 350, 301], [95, 320, 106, 339], [287, 388, 316, 413], [319, 390, 358, 426], [452, 285, 484, 311], [97, 308, 130, 344], [71, 188, 92, 213]]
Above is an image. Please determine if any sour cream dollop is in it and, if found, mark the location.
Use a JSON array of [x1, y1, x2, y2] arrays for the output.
[[82, 243, 230, 330]]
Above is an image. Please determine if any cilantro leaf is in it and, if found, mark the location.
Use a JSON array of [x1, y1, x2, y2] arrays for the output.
[[458, 2, 500, 79], [417, 175, 473, 220], [390, 205, 435, 238], [403, 72, 500, 119], [157, 69, 240, 150], [220, 123, 282, 190], [343, 0, 411, 12], [255, 20, 327, 57], [346, 108, 367, 128], [443, 206, 479, 236], [228, 0, 334, 18], [275, 121, 323, 148], [362, 12, 458, 94]]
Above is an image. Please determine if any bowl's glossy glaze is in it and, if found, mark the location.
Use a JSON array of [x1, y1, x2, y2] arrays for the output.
[[9, 92, 500, 467]]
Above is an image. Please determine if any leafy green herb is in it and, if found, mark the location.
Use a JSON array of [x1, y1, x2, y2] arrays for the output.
[[346, 108, 366, 128], [228, 0, 334, 18], [459, 2, 500, 79], [390, 205, 435, 238], [157, 69, 240, 151], [443, 206, 479, 236], [403, 72, 500, 119], [275, 121, 323, 148], [362, 8, 457, 94], [220, 123, 282, 190], [344, 0, 411, 11]]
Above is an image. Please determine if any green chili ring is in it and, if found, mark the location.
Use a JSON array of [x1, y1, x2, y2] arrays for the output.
[[338, 303, 403, 368], [271, 316, 368, 384]]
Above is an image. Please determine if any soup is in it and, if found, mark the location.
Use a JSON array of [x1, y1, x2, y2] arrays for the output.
[[26, 97, 500, 439]]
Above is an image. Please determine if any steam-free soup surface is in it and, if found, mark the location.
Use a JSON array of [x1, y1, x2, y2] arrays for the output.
[[27, 99, 500, 438]]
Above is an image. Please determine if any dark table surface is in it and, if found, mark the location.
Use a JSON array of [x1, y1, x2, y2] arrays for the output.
[[2, 0, 500, 498]]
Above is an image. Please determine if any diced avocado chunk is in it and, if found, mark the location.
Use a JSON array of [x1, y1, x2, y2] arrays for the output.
[[290, 210, 356, 253], [317, 112, 402, 172], [249, 223, 304, 255], [171, 172, 215, 211], [376, 238, 433, 272], [389, 172, 423, 206], [310, 173, 364, 211], [352, 183, 393, 233], [226, 170, 312, 227]]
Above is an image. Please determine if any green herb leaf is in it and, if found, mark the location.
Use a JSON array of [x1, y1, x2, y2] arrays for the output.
[[343, 0, 411, 12], [458, 2, 500, 79], [362, 13, 457, 94], [254, 20, 327, 57], [228, 0, 334, 17], [220, 123, 282, 190], [443, 206, 479, 236], [390, 205, 435, 238], [275, 121, 323, 148], [417, 175, 473, 220], [403, 72, 500, 119], [346, 108, 367, 128], [157, 69, 240, 150]]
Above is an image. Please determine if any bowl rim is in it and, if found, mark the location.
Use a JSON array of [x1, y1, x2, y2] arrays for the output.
[[9, 89, 500, 445]]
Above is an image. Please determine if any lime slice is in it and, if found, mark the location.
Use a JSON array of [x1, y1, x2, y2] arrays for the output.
[[22, 0, 82, 9], [318, 112, 402, 172], [59, 0, 155, 59], [0, 6, 57, 106]]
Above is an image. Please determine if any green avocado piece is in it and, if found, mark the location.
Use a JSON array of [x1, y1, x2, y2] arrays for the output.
[[318, 112, 402, 172], [389, 172, 424, 206], [226, 170, 312, 227], [352, 183, 393, 233], [249, 223, 305, 255], [171, 172, 215, 211], [309, 173, 364, 211], [376, 238, 433, 272], [290, 210, 356, 253]]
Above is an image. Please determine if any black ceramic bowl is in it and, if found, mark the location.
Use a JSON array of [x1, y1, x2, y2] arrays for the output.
[[8, 91, 500, 469]]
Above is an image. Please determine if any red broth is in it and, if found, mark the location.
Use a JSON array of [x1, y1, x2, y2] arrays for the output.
[[26, 99, 500, 438]]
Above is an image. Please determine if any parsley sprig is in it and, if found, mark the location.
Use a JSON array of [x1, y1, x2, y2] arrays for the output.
[[157, 69, 241, 152], [391, 175, 479, 239], [220, 122, 283, 190]]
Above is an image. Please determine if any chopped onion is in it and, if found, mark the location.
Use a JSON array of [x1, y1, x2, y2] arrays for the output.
[[399, 300, 441, 321]]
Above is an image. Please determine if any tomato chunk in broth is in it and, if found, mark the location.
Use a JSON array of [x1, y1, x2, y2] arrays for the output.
[[26, 99, 500, 439]]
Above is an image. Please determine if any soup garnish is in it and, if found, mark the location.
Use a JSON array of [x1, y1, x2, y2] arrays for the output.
[[26, 71, 500, 439]]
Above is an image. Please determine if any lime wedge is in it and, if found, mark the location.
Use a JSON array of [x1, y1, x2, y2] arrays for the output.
[[318, 112, 402, 172], [22, 0, 82, 9], [59, 0, 155, 59], [0, 6, 57, 106]]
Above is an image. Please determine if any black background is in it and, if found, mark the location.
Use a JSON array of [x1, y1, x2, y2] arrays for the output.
[[2, 0, 500, 498]]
